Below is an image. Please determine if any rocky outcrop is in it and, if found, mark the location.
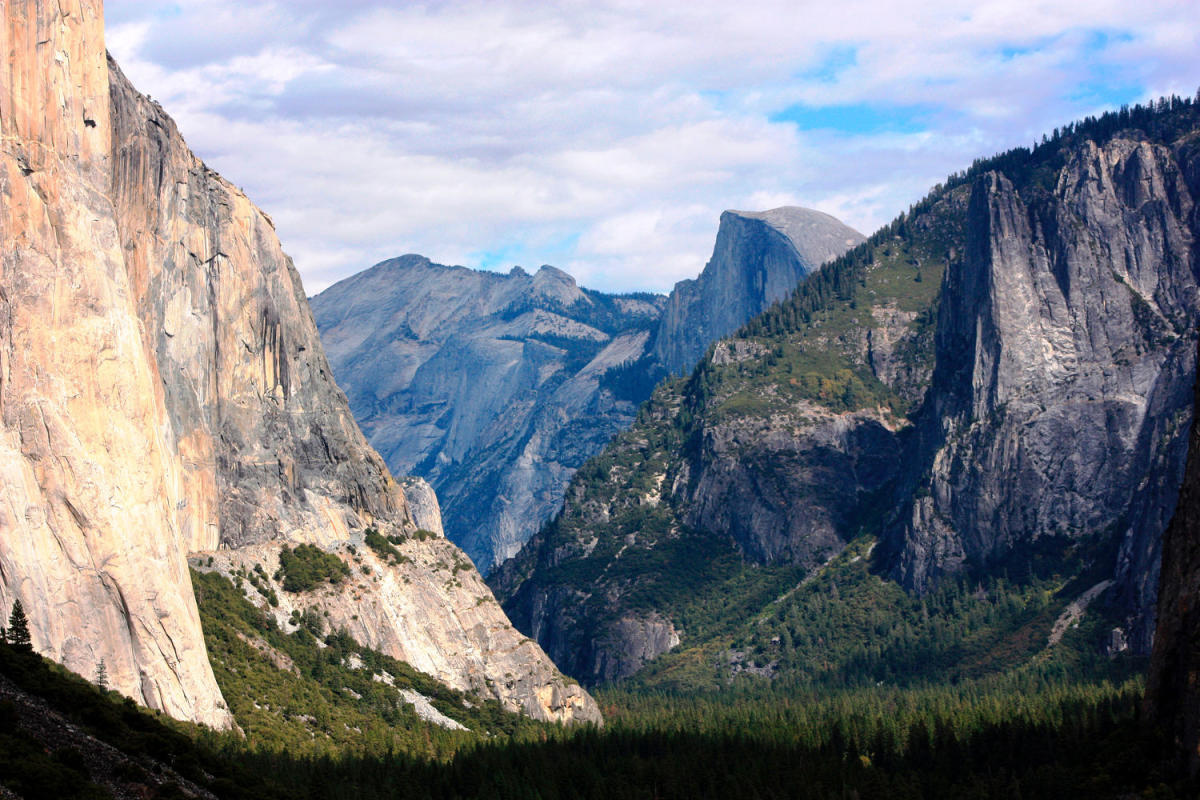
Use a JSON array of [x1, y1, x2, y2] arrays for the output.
[[193, 529, 599, 724], [312, 257, 666, 572], [888, 140, 1200, 652], [313, 209, 863, 574], [107, 57, 407, 554], [401, 477, 445, 537], [653, 208, 865, 375], [1147, 342, 1200, 774], [0, 0, 598, 726], [683, 405, 903, 565]]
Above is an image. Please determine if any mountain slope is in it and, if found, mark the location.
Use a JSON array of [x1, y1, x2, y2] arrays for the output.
[[0, 0, 597, 726], [312, 257, 665, 571], [312, 209, 862, 573], [493, 97, 1200, 686]]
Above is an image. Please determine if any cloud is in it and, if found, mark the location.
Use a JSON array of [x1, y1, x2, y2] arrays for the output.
[[104, 0, 1199, 295]]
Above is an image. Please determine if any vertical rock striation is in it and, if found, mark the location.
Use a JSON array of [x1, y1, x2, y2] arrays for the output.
[[0, 0, 229, 726], [888, 139, 1200, 650], [0, 0, 599, 726], [107, 58, 406, 553]]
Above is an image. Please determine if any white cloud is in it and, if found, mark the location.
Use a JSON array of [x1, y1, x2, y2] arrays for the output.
[[104, 0, 1200, 295]]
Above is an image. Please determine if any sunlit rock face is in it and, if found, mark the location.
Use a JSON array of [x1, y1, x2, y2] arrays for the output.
[[0, 0, 230, 727], [0, 0, 599, 727]]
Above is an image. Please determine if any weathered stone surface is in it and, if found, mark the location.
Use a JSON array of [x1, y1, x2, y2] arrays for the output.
[[888, 141, 1200, 651], [108, 60, 408, 553], [1147, 341, 1200, 774], [653, 208, 866, 375], [683, 405, 903, 564], [0, 0, 599, 727], [0, 0, 229, 727], [401, 477, 445, 537]]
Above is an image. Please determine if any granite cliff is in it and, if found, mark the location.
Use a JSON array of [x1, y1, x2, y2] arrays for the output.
[[886, 137, 1200, 657], [653, 207, 865, 375], [493, 99, 1200, 686], [0, 0, 597, 726], [312, 210, 862, 573], [1147, 339, 1200, 775]]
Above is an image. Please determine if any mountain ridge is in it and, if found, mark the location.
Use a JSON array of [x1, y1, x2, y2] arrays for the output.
[[313, 207, 864, 572]]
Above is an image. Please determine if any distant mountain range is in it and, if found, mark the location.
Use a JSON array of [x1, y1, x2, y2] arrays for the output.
[[312, 208, 864, 571]]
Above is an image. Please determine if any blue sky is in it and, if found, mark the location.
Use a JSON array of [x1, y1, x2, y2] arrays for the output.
[[104, 1, 1199, 295]]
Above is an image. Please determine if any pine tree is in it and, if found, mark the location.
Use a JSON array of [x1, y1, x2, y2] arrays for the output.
[[95, 658, 108, 691], [7, 599, 31, 652]]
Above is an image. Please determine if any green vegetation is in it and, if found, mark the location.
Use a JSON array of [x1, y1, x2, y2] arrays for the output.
[[629, 533, 1136, 694], [689, 182, 962, 424], [193, 569, 545, 758], [274, 544, 351, 593], [6, 600, 31, 652], [364, 527, 409, 565], [496, 93, 1200, 702], [0, 635, 1192, 798]]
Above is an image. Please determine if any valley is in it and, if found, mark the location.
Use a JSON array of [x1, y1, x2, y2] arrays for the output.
[[1, 0, 1200, 797]]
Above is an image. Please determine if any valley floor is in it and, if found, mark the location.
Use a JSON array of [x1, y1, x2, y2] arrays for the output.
[[0, 638, 1191, 800]]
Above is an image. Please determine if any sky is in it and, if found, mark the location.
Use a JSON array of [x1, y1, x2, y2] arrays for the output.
[[104, 1, 1199, 296]]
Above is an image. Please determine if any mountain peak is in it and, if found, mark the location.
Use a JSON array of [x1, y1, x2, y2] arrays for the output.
[[726, 206, 866, 268]]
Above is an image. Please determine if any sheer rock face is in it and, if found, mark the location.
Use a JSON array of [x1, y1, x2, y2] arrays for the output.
[[1147, 346, 1200, 774], [652, 208, 866, 375], [0, 0, 229, 727], [107, 58, 408, 553], [888, 140, 1200, 650], [0, 0, 598, 726], [312, 256, 666, 573], [683, 405, 904, 565]]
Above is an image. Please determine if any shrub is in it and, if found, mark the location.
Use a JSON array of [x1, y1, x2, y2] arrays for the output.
[[276, 545, 350, 593]]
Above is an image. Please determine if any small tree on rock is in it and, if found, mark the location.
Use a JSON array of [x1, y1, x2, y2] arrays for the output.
[[7, 600, 31, 652], [95, 659, 108, 691]]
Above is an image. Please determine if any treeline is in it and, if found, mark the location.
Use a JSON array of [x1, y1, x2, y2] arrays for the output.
[[4, 635, 1190, 799]]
